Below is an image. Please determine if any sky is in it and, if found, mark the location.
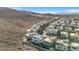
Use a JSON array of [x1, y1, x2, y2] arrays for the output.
[[11, 7, 79, 14]]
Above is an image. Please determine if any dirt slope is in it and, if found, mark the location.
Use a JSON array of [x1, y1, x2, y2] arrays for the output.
[[0, 7, 63, 51]]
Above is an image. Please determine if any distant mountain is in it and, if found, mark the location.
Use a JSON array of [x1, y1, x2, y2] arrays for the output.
[[56, 11, 79, 15]]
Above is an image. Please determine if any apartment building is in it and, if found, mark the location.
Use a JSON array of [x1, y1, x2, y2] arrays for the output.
[[55, 39, 69, 51]]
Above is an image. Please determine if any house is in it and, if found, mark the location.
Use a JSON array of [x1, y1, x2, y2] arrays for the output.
[[46, 26, 58, 36], [55, 39, 69, 51], [60, 31, 69, 39], [23, 33, 36, 43], [69, 31, 79, 41], [44, 36, 57, 43], [25, 33, 34, 41], [64, 26, 73, 31], [30, 28, 37, 33], [31, 34, 44, 44], [74, 29, 79, 31], [69, 32, 79, 40], [69, 32, 76, 39], [70, 42, 79, 51]]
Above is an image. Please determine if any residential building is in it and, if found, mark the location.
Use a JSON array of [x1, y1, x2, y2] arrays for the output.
[[64, 26, 73, 31], [46, 26, 58, 36], [55, 39, 69, 51], [60, 31, 69, 39], [31, 34, 44, 44], [70, 42, 79, 51], [69, 31, 79, 41], [44, 36, 57, 43]]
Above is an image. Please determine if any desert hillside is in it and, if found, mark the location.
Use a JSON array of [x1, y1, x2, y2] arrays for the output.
[[0, 7, 63, 50]]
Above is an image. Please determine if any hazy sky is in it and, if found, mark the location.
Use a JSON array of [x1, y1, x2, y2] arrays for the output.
[[11, 7, 79, 14]]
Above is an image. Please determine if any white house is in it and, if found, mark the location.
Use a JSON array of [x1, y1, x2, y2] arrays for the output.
[[30, 28, 37, 33], [31, 34, 44, 44], [55, 40, 69, 51], [60, 31, 69, 39], [70, 42, 79, 51], [74, 29, 79, 31], [46, 26, 58, 35], [69, 32, 76, 39]]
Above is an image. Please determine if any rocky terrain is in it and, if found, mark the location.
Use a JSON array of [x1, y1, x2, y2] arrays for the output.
[[0, 7, 64, 51]]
